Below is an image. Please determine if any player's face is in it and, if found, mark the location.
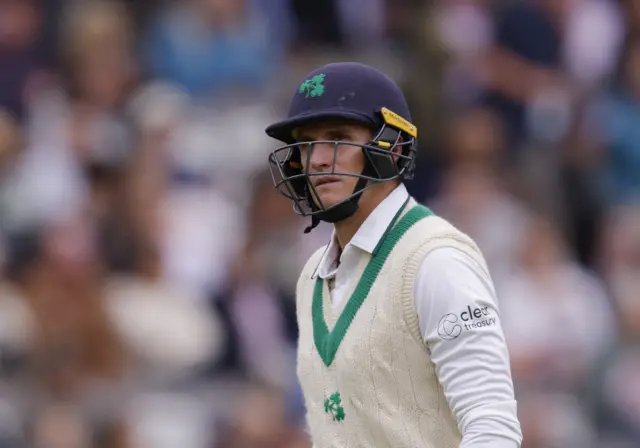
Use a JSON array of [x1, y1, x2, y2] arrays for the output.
[[293, 121, 372, 209]]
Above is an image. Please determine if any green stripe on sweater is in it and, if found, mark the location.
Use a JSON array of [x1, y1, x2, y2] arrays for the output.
[[312, 204, 433, 367]]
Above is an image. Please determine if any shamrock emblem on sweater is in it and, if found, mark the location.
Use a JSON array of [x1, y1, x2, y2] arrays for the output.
[[299, 73, 326, 98], [324, 391, 345, 422]]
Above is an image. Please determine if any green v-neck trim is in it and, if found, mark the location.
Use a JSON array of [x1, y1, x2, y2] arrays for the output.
[[311, 203, 433, 367]]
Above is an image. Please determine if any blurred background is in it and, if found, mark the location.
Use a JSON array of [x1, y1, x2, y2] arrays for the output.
[[0, 0, 639, 446]]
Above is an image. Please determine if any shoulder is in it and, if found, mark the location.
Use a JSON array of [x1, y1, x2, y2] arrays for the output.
[[416, 246, 494, 300], [403, 214, 493, 290], [393, 209, 490, 294], [401, 210, 483, 260], [420, 245, 486, 274]]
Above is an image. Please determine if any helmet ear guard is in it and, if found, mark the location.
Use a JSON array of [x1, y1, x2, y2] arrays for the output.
[[363, 108, 418, 181], [278, 147, 307, 199]]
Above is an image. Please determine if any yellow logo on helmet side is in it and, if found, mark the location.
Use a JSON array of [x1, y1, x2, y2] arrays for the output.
[[380, 107, 418, 138]]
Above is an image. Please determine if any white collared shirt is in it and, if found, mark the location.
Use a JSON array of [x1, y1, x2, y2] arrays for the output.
[[313, 184, 522, 448]]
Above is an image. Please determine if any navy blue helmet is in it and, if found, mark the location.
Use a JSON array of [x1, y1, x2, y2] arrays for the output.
[[266, 62, 418, 232]]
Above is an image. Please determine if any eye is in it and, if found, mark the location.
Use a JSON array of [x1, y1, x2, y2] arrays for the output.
[[298, 143, 312, 160], [327, 131, 352, 141]]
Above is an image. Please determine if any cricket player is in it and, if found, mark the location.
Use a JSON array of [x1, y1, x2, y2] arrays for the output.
[[265, 62, 522, 447]]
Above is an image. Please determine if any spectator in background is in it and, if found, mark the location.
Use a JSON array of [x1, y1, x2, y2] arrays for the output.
[[480, 0, 573, 149], [0, 0, 51, 122], [102, 159, 225, 381], [0, 110, 24, 232], [288, 0, 343, 48], [0, 112, 33, 418], [516, 391, 598, 448], [598, 36, 640, 204], [431, 106, 530, 284], [589, 204, 640, 447], [499, 214, 615, 392], [4, 219, 131, 447], [217, 382, 309, 448], [562, 0, 623, 90], [480, 0, 622, 148], [334, 0, 386, 50], [211, 172, 326, 391], [621, 0, 640, 39], [2, 0, 138, 237], [431, 0, 495, 108], [52, 0, 138, 167], [29, 404, 92, 448], [29, 402, 130, 448], [144, 0, 281, 99]]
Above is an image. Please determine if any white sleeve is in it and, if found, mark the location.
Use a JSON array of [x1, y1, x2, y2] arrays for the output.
[[413, 247, 523, 448]]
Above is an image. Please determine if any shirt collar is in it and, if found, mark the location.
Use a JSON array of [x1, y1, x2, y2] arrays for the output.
[[312, 183, 410, 279]]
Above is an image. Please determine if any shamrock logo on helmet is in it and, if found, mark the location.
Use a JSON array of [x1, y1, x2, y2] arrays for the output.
[[299, 73, 326, 98]]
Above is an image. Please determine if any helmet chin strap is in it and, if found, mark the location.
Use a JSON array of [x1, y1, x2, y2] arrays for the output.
[[303, 176, 369, 234]]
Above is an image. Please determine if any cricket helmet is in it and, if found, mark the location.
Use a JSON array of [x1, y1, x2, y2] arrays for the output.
[[265, 62, 418, 233]]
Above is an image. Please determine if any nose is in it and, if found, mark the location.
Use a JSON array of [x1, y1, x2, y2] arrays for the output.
[[302, 142, 335, 171]]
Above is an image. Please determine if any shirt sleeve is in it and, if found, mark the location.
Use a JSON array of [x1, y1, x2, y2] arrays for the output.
[[413, 246, 523, 448]]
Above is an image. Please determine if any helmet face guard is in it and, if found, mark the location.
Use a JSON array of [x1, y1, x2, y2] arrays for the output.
[[268, 108, 417, 218]]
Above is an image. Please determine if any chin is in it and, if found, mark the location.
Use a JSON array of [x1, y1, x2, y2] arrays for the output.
[[314, 192, 348, 210], [311, 181, 356, 210]]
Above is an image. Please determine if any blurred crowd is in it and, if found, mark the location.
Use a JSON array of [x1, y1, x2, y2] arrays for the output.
[[0, 0, 639, 446]]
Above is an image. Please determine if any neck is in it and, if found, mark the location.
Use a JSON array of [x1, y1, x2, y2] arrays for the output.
[[333, 182, 398, 249], [333, 208, 367, 250]]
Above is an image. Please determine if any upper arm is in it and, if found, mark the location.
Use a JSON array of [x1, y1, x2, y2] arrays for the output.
[[413, 246, 522, 445], [413, 246, 501, 344]]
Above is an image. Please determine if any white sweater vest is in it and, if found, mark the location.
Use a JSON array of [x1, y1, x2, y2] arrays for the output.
[[296, 203, 489, 448]]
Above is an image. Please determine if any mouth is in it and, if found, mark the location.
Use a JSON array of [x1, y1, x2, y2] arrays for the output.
[[312, 175, 340, 188]]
